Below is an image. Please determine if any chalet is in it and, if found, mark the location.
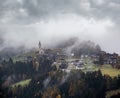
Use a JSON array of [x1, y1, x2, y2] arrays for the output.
[[74, 60, 85, 70], [59, 62, 68, 69], [39, 48, 45, 55], [96, 52, 120, 68], [89, 51, 120, 69], [103, 53, 118, 65]]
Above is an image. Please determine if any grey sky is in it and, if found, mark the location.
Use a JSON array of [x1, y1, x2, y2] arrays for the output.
[[0, 0, 120, 54]]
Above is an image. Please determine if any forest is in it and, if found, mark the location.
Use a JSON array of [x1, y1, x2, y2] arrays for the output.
[[0, 55, 120, 98]]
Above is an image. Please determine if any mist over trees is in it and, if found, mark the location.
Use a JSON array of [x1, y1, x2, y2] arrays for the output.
[[0, 38, 120, 98], [0, 37, 101, 58], [71, 40, 101, 56], [56, 38, 101, 56]]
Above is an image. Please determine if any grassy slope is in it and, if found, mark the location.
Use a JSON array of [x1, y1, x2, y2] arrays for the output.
[[11, 79, 31, 88], [12, 51, 36, 62], [95, 64, 120, 77], [81, 58, 120, 77]]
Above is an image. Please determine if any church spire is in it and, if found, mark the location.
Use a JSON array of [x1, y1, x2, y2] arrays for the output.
[[38, 41, 41, 49]]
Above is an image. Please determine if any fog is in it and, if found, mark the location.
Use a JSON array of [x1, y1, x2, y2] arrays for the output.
[[0, 0, 120, 54]]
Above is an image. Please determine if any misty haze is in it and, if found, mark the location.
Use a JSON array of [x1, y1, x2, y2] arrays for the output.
[[0, 0, 120, 98]]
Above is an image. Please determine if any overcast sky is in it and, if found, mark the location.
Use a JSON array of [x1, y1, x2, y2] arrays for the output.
[[0, 0, 120, 54]]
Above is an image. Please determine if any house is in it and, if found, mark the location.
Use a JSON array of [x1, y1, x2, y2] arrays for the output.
[[59, 59, 68, 70], [39, 48, 45, 55], [103, 53, 118, 65], [59, 63, 68, 69], [74, 60, 85, 70], [35, 41, 45, 56], [97, 52, 119, 68]]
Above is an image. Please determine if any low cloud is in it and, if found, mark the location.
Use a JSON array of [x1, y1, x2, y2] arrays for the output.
[[0, 15, 114, 51], [0, 0, 120, 54]]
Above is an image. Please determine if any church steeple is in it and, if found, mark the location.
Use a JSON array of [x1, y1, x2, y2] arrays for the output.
[[38, 41, 41, 49], [38, 41, 44, 55]]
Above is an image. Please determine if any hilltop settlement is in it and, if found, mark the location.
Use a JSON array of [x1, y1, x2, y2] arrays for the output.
[[0, 40, 120, 98]]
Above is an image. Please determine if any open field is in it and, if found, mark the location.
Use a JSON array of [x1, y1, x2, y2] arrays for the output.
[[100, 68, 120, 77], [11, 79, 31, 88], [80, 58, 120, 77], [95, 65, 120, 77]]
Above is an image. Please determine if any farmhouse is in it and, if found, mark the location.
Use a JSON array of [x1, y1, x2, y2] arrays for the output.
[[103, 53, 118, 65]]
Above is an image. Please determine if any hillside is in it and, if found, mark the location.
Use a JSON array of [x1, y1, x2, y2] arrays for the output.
[[0, 40, 120, 98]]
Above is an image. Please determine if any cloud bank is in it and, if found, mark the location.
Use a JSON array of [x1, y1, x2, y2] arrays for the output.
[[0, 0, 120, 54]]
